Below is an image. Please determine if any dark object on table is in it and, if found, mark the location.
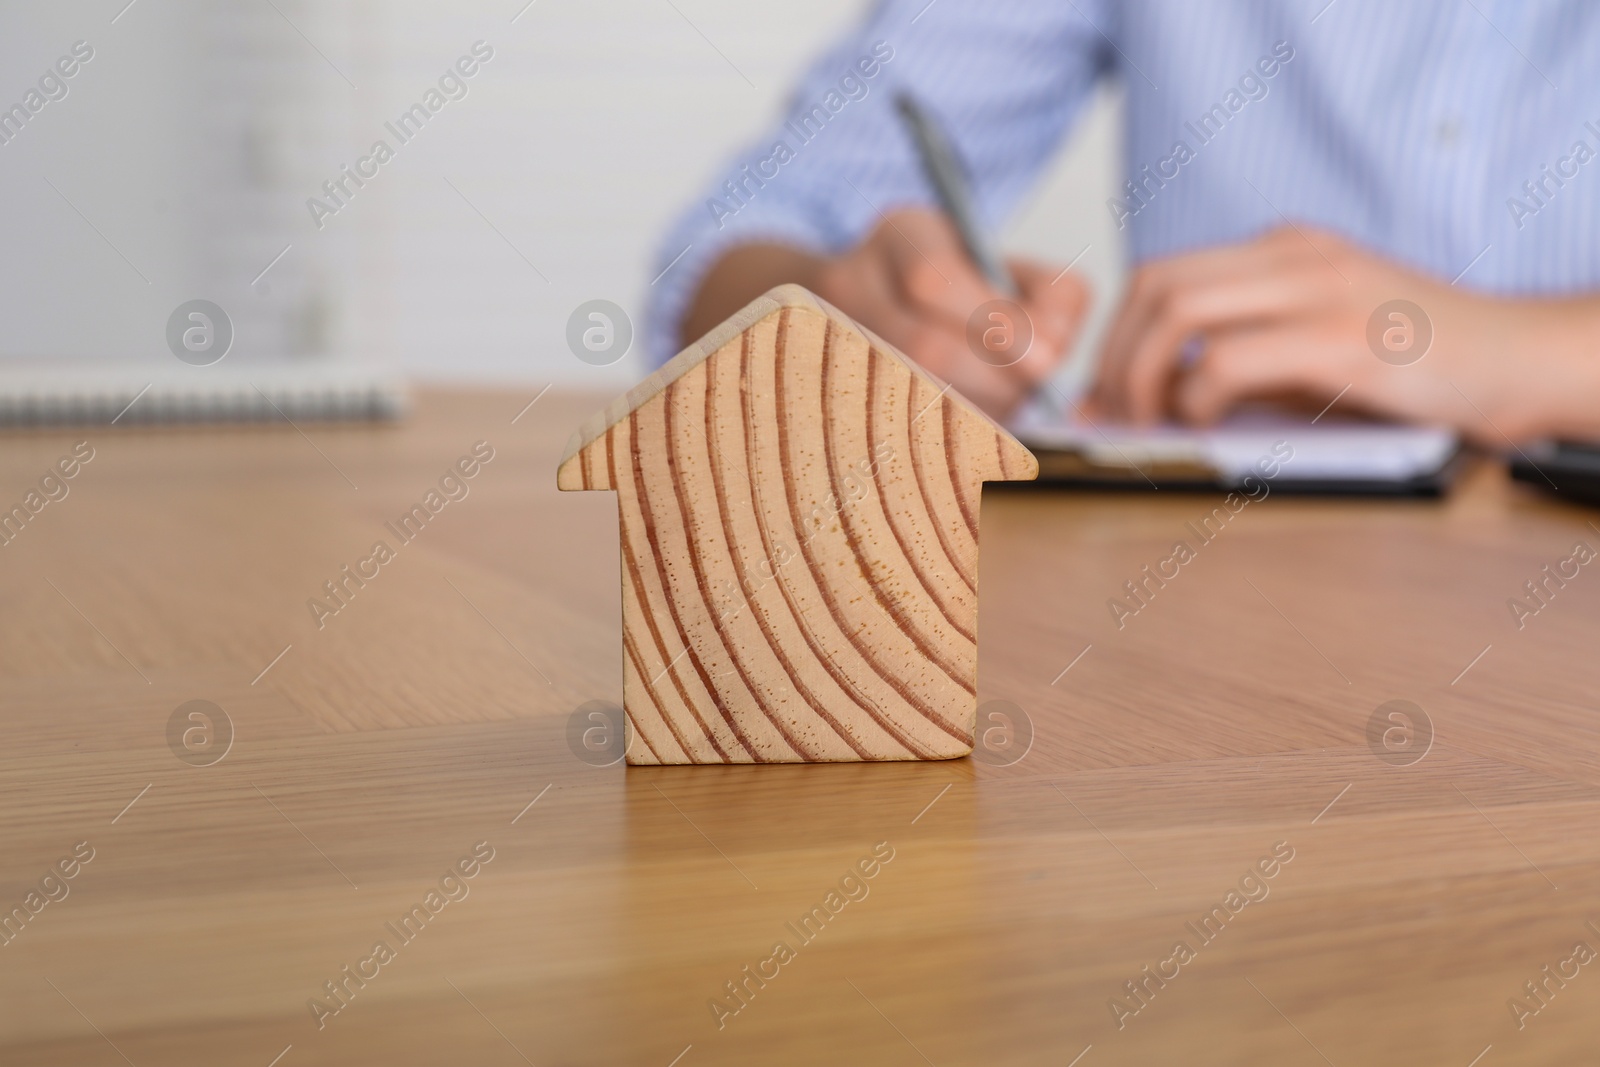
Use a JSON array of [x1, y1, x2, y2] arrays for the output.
[[1510, 440, 1600, 506]]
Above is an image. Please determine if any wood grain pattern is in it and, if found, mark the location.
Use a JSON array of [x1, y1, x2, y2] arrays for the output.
[[5, 392, 1600, 1066], [557, 285, 1038, 764]]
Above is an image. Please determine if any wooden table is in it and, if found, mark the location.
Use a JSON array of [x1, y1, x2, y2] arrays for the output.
[[3, 390, 1598, 1066]]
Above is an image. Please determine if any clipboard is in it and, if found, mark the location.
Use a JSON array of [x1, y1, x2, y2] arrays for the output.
[[1008, 404, 1465, 496]]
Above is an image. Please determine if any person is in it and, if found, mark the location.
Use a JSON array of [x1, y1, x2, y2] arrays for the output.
[[646, 0, 1600, 445]]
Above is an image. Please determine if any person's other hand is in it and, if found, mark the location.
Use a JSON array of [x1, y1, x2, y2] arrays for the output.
[[1089, 225, 1600, 445], [810, 207, 1089, 420]]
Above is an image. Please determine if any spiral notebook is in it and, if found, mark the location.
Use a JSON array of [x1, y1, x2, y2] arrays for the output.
[[0, 360, 408, 428]]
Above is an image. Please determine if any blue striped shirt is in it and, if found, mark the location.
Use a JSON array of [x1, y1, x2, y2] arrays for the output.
[[646, 0, 1600, 365]]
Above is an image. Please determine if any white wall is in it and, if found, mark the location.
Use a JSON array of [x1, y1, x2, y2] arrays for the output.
[[0, 1, 1122, 387], [0, 1, 353, 366]]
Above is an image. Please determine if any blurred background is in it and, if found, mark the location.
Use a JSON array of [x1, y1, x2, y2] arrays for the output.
[[0, 0, 1121, 393]]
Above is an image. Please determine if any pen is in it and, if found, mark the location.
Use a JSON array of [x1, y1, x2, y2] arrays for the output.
[[894, 92, 1017, 298]]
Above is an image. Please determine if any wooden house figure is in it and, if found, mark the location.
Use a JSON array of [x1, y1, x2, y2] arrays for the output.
[[557, 285, 1038, 764]]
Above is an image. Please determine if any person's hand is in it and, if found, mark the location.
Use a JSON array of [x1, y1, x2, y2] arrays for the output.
[[810, 208, 1090, 420], [683, 209, 1090, 422], [1089, 225, 1600, 445]]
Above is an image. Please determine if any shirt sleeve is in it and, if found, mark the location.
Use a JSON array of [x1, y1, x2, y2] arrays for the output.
[[643, 0, 1116, 365]]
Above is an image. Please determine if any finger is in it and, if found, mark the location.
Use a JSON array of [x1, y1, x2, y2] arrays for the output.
[[907, 322, 1037, 418], [813, 248, 912, 348], [1093, 229, 1311, 416], [1118, 267, 1336, 424], [858, 212, 1087, 416], [1073, 391, 1112, 423], [1010, 260, 1091, 386], [844, 255, 1030, 412], [817, 223, 1037, 418], [879, 220, 1059, 397], [877, 214, 996, 330], [829, 248, 946, 359], [1097, 242, 1280, 388], [1173, 324, 1350, 425]]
